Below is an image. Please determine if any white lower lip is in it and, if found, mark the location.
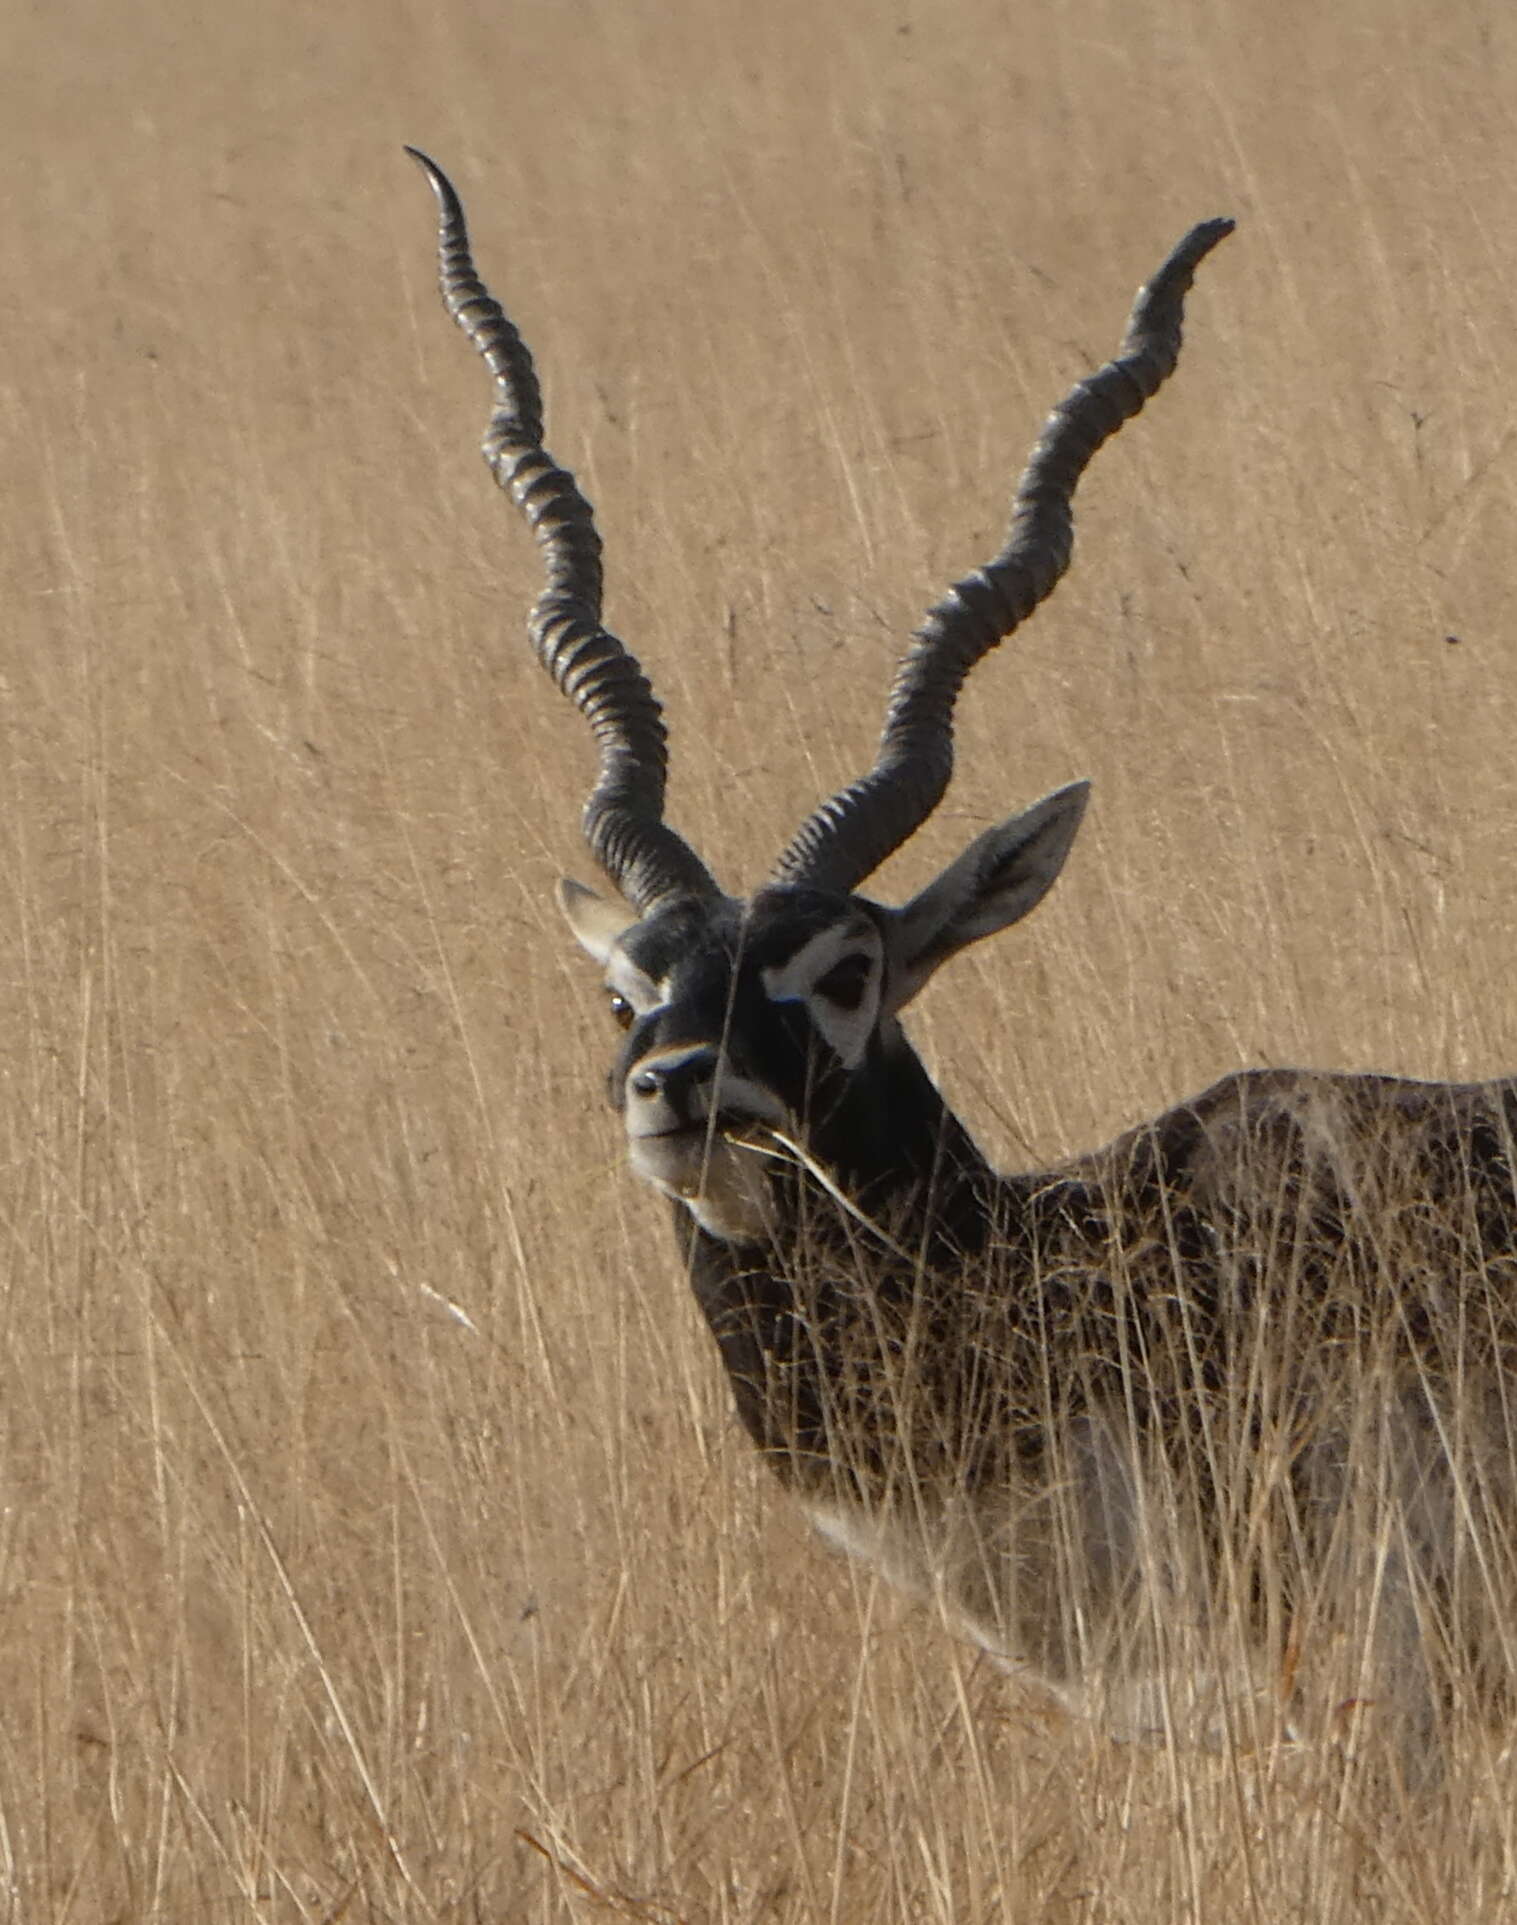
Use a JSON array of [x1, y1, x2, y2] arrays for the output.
[[628, 1124, 778, 1240], [632, 1120, 767, 1163], [629, 1113, 774, 1143], [628, 1122, 708, 1147]]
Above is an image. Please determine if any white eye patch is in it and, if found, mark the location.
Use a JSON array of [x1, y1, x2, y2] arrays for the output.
[[605, 950, 662, 1018], [761, 923, 882, 1069]]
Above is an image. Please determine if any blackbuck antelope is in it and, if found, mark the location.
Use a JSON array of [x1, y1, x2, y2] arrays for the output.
[[411, 153, 1517, 1771]]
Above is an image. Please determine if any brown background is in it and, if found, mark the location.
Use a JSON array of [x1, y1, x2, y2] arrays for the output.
[[4, 0, 1516, 1914]]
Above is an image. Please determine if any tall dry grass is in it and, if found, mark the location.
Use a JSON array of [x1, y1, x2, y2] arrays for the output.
[[3, 0, 1517, 1914]]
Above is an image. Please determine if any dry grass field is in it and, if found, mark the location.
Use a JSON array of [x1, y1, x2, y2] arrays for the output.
[[6, 0, 1517, 1916]]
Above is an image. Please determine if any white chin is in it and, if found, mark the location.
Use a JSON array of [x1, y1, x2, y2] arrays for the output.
[[630, 1131, 775, 1243]]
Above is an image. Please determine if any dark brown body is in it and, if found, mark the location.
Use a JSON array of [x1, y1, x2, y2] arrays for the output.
[[681, 1061, 1517, 1743], [410, 161, 1507, 1766]]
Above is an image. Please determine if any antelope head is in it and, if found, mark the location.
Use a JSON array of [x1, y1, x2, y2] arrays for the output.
[[410, 150, 1230, 1244]]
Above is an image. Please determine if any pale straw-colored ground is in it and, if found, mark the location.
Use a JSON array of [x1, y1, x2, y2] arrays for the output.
[[5, 0, 1517, 1915]]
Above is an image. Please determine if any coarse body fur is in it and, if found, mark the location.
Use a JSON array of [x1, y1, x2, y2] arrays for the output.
[[410, 158, 1516, 1776], [682, 1048, 1517, 1748]]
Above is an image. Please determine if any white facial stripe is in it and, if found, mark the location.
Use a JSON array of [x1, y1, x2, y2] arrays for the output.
[[760, 921, 882, 1070], [624, 1042, 788, 1139], [760, 922, 877, 1005], [606, 950, 661, 1015]]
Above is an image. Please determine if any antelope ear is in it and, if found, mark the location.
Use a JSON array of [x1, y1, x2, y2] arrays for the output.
[[557, 878, 637, 963], [882, 781, 1090, 1012]]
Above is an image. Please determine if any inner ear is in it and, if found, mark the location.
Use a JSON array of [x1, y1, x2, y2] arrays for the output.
[[557, 877, 637, 964], [883, 780, 1090, 1012]]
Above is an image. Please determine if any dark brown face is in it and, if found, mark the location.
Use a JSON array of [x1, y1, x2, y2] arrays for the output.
[[559, 780, 1095, 1240], [567, 887, 890, 1242], [416, 155, 1221, 1241]]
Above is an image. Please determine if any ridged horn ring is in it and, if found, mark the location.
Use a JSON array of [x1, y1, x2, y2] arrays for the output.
[[410, 148, 721, 914], [772, 217, 1234, 895]]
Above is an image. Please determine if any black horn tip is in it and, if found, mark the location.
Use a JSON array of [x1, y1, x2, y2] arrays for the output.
[[1138, 217, 1235, 310], [405, 145, 462, 220], [1170, 216, 1236, 274]]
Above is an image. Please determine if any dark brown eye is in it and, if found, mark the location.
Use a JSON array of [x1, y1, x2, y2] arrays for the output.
[[607, 992, 635, 1031], [814, 954, 872, 1012]]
